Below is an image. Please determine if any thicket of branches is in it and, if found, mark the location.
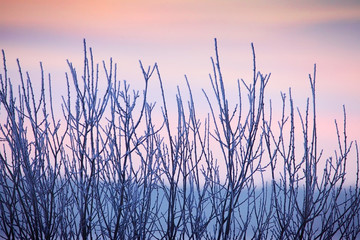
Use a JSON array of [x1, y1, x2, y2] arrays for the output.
[[0, 39, 359, 239]]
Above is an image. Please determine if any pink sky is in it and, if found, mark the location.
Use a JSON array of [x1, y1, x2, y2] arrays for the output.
[[1, 0, 360, 182]]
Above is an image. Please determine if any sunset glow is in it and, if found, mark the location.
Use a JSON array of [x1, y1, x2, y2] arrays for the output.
[[1, 0, 360, 182]]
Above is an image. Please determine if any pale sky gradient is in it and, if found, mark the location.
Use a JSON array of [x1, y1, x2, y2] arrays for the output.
[[1, 0, 360, 182]]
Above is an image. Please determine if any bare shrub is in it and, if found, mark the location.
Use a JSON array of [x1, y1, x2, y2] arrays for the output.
[[0, 39, 359, 239]]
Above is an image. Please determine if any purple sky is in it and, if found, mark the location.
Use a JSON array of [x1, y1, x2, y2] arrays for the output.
[[1, 0, 360, 183]]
